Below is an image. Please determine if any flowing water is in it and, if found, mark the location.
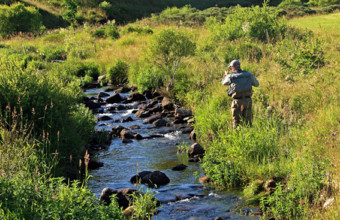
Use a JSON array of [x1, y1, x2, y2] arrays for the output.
[[85, 87, 259, 220]]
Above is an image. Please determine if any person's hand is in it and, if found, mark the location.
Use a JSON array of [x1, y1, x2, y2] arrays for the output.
[[224, 70, 229, 76]]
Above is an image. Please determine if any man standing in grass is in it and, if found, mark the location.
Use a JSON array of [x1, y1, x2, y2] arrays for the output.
[[222, 60, 259, 128]]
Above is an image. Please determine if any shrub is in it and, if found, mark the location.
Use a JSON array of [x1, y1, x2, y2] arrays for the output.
[[136, 67, 163, 92], [107, 60, 129, 84], [91, 27, 105, 38], [0, 58, 95, 158], [104, 20, 120, 39], [223, 41, 264, 63], [131, 188, 158, 219], [41, 45, 67, 62], [149, 29, 196, 87], [274, 34, 325, 75], [122, 24, 153, 35], [0, 3, 43, 37], [206, 4, 287, 42]]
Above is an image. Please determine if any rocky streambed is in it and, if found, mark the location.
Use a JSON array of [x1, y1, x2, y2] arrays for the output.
[[83, 86, 259, 220]]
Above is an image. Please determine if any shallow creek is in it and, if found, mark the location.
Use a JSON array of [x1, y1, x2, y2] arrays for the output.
[[85, 87, 259, 220]]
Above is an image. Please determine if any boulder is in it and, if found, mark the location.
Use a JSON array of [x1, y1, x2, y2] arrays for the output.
[[122, 117, 134, 123], [115, 87, 131, 93], [143, 90, 153, 99], [152, 119, 169, 128], [128, 92, 146, 102], [149, 105, 163, 114], [130, 125, 140, 129], [99, 188, 118, 205], [175, 108, 192, 118], [134, 134, 143, 140], [152, 92, 161, 98], [134, 109, 151, 118], [145, 100, 158, 109], [99, 187, 138, 209], [106, 93, 122, 103], [141, 171, 170, 188], [97, 75, 107, 84], [130, 171, 153, 184], [172, 164, 188, 171], [84, 100, 101, 110], [110, 125, 126, 136], [144, 114, 162, 124], [120, 129, 136, 139], [98, 92, 110, 98], [161, 97, 174, 110], [88, 160, 104, 170], [98, 115, 112, 121], [188, 143, 205, 158]]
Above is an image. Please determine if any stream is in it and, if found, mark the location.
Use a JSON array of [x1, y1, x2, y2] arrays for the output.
[[84, 87, 259, 220]]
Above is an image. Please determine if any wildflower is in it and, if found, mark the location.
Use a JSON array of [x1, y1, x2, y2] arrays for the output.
[[32, 108, 36, 115], [330, 133, 336, 137]]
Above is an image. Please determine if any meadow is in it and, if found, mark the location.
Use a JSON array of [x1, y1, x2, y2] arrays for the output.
[[0, 1, 339, 219]]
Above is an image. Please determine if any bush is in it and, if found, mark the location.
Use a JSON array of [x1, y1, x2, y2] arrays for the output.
[[41, 45, 67, 62], [61, 60, 100, 79], [91, 27, 106, 38], [223, 40, 264, 63], [122, 24, 153, 35], [104, 20, 120, 39], [0, 58, 95, 158], [274, 34, 325, 75], [0, 3, 43, 37], [149, 29, 196, 87], [206, 4, 287, 42], [136, 67, 163, 92], [107, 60, 129, 84]]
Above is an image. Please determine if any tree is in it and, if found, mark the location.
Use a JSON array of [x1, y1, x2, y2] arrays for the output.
[[149, 29, 196, 88], [61, 0, 79, 32]]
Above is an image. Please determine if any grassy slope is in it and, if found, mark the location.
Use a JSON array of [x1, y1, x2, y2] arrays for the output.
[[288, 12, 340, 219]]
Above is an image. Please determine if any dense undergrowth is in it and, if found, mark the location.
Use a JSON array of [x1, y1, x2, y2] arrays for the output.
[[0, 0, 339, 219]]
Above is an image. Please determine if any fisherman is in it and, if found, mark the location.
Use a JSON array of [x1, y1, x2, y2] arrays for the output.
[[222, 60, 259, 128]]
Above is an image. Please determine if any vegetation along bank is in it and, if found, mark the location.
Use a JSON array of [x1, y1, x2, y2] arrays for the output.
[[0, 0, 339, 219]]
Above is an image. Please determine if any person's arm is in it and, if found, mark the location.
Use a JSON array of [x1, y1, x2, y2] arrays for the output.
[[251, 74, 259, 87], [222, 71, 232, 85]]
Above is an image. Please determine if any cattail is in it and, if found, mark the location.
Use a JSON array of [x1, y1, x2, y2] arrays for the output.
[[84, 150, 90, 167], [50, 100, 53, 109], [57, 130, 60, 142], [70, 155, 72, 164], [79, 159, 82, 168], [44, 105, 48, 111], [53, 149, 58, 160]]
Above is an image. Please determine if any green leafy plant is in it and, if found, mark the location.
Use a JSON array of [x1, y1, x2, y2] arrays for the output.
[[0, 3, 43, 37], [149, 28, 196, 88], [107, 60, 129, 84]]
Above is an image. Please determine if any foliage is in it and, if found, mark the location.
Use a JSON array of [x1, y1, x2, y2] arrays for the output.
[[135, 66, 163, 92], [0, 3, 43, 38], [149, 29, 196, 87], [107, 60, 129, 84], [131, 188, 159, 219], [41, 45, 67, 62], [0, 58, 95, 158], [61, 0, 79, 28], [122, 24, 153, 35], [206, 4, 287, 42], [274, 34, 325, 75], [308, 0, 340, 6], [104, 20, 120, 39]]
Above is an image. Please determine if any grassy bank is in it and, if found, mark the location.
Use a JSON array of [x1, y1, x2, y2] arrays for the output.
[[0, 3, 339, 219]]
